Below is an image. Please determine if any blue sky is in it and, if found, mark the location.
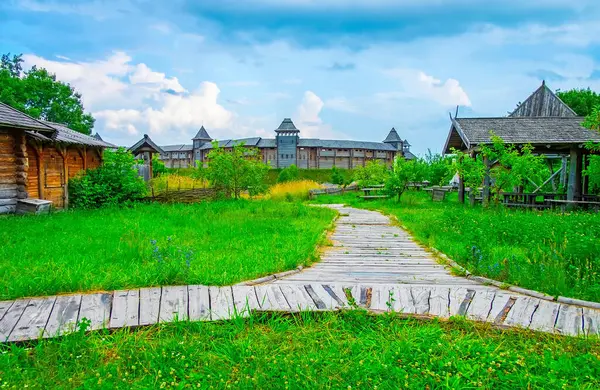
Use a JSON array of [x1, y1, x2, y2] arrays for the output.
[[1, 0, 600, 154]]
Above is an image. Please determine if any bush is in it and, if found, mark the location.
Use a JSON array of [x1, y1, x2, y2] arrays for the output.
[[277, 164, 299, 183], [354, 160, 389, 188], [152, 154, 167, 177], [69, 148, 147, 208], [330, 166, 345, 185]]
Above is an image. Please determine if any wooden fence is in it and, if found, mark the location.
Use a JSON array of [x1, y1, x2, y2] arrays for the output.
[[144, 188, 217, 203], [309, 184, 358, 199]]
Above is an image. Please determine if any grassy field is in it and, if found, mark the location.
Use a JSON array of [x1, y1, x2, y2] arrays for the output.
[[314, 191, 600, 302], [265, 168, 355, 185], [1, 311, 598, 389], [0, 201, 335, 300]]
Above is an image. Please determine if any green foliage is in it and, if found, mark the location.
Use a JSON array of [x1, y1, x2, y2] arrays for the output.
[[586, 156, 600, 194], [353, 160, 389, 187], [556, 88, 600, 116], [0, 201, 335, 299], [583, 104, 600, 131], [0, 53, 95, 134], [2, 312, 599, 388], [277, 164, 299, 183], [314, 191, 600, 301], [68, 148, 147, 209], [423, 150, 453, 185], [385, 158, 428, 201], [265, 168, 355, 185], [450, 149, 485, 189], [152, 154, 167, 177], [480, 134, 547, 201], [206, 142, 269, 199], [330, 166, 346, 185]]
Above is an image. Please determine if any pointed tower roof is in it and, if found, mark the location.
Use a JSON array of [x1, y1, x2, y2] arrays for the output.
[[193, 126, 212, 141], [128, 134, 164, 155], [383, 127, 402, 143], [275, 118, 300, 133], [509, 81, 577, 117], [93, 133, 104, 141]]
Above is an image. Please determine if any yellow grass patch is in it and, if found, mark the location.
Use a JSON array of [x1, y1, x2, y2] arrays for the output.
[[268, 180, 323, 201]]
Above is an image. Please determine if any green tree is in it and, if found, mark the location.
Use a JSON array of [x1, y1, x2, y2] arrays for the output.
[[277, 164, 299, 183], [69, 148, 147, 208], [424, 150, 453, 186], [0, 53, 95, 134], [354, 160, 389, 188], [556, 88, 600, 117], [206, 142, 269, 199], [385, 158, 428, 201], [152, 154, 167, 177], [330, 166, 345, 185]]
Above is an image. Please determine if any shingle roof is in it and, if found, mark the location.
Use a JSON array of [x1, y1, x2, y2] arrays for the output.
[[275, 118, 299, 132], [444, 116, 600, 153], [41, 121, 115, 148], [509, 81, 577, 118], [299, 139, 397, 151], [0, 102, 55, 132], [128, 134, 165, 154], [192, 126, 212, 140], [162, 144, 193, 152], [383, 127, 402, 143]]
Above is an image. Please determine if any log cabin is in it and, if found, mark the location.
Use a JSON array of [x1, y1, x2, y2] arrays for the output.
[[0, 102, 114, 214]]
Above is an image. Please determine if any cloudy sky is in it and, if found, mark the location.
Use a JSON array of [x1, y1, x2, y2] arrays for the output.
[[1, 0, 600, 154]]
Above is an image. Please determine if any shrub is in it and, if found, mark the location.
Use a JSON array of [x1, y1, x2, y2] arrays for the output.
[[268, 180, 323, 201], [330, 166, 345, 185], [277, 164, 299, 183], [69, 147, 147, 208], [354, 160, 389, 188], [152, 154, 167, 177], [385, 158, 428, 201]]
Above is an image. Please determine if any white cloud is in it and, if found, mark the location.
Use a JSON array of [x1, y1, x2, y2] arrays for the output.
[[325, 97, 358, 113], [294, 91, 348, 139], [383, 68, 471, 107], [150, 23, 171, 34], [129, 63, 185, 93]]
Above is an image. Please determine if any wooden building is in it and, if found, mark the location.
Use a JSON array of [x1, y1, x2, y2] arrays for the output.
[[158, 119, 415, 169], [0, 103, 114, 214], [443, 81, 600, 202]]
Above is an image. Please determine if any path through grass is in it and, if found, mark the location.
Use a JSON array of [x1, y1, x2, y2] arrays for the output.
[[1, 311, 598, 389], [314, 191, 600, 302], [0, 201, 335, 300]]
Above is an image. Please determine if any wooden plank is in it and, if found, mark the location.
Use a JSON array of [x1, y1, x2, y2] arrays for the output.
[[231, 286, 260, 317], [448, 287, 471, 316], [139, 287, 162, 326], [503, 297, 540, 328], [279, 285, 317, 312], [188, 285, 210, 321], [306, 284, 338, 309], [159, 286, 188, 323], [371, 285, 394, 311], [79, 293, 112, 330], [411, 287, 431, 315], [9, 297, 56, 341], [555, 304, 583, 336], [487, 292, 515, 324], [209, 286, 234, 320], [465, 290, 496, 322], [391, 286, 415, 315], [323, 284, 350, 307], [0, 301, 13, 322], [254, 285, 290, 311], [45, 294, 82, 338], [583, 308, 600, 336], [110, 290, 140, 328], [529, 300, 560, 333], [429, 287, 450, 318]]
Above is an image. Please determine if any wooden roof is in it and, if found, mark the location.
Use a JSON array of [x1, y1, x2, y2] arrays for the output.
[[509, 81, 577, 117], [443, 116, 600, 153], [0, 102, 55, 132], [128, 134, 165, 154]]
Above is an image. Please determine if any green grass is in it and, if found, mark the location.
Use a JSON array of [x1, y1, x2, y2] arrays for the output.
[[0, 201, 335, 300], [265, 168, 355, 185], [314, 191, 600, 302], [1, 311, 598, 389]]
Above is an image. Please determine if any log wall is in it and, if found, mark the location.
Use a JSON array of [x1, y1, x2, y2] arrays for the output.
[[0, 130, 17, 214]]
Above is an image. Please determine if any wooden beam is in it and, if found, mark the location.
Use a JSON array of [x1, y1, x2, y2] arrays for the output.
[[458, 174, 465, 204], [567, 146, 582, 201], [482, 155, 491, 206], [533, 167, 563, 193], [583, 154, 590, 195], [57, 145, 69, 209]]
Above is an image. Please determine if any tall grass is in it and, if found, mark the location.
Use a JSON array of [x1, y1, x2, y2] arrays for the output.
[[1, 311, 598, 388], [150, 174, 207, 194], [0, 201, 335, 300], [268, 180, 323, 201], [314, 191, 600, 301]]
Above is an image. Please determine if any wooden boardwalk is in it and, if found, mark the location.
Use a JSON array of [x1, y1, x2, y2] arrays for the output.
[[1, 205, 599, 342]]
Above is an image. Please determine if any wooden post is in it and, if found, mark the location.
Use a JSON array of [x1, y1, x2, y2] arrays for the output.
[[82, 146, 87, 170], [148, 151, 153, 180], [567, 146, 582, 201], [482, 155, 491, 206], [560, 156, 567, 189], [57, 145, 69, 209], [582, 154, 590, 196], [35, 144, 44, 199], [458, 174, 465, 204]]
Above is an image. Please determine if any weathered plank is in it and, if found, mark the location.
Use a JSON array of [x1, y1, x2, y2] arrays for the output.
[[9, 297, 56, 341], [159, 286, 188, 323], [503, 297, 540, 328], [209, 286, 234, 320], [110, 290, 139, 328], [488, 293, 516, 324], [45, 294, 81, 337], [139, 287, 162, 326], [465, 290, 496, 322], [0, 299, 29, 341], [232, 286, 260, 317], [448, 287, 470, 316], [554, 304, 583, 336], [188, 285, 210, 321], [304, 284, 332, 310], [371, 285, 394, 311], [583, 308, 600, 336], [391, 286, 416, 315], [0, 301, 13, 322], [79, 293, 112, 330], [429, 287, 450, 318], [254, 285, 290, 311], [529, 300, 560, 333], [411, 287, 431, 315], [323, 284, 350, 308], [279, 285, 317, 311]]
